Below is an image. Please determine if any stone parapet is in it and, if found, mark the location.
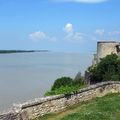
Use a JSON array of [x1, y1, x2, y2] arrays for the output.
[[1, 81, 120, 120]]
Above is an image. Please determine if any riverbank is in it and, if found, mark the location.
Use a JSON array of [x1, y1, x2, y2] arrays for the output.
[[0, 52, 91, 111], [0, 50, 49, 54], [1, 81, 120, 120]]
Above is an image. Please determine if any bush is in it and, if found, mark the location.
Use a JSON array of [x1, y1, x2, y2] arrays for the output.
[[45, 75, 86, 96], [111, 75, 119, 81], [51, 77, 73, 91], [89, 54, 120, 83], [45, 84, 87, 96]]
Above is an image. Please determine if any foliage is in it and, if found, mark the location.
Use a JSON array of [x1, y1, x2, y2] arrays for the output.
[[45, 75, 86, 96], [45, 84, 86, 96], [51, 77, 73, 91], [0, 50, 35, 54], [89, 54, 120, 83], [33, 93, 120, 120]]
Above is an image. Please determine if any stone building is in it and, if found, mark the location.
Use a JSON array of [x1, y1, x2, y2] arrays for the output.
[[93, 41, 120, 66], [85, 41, 120, 85]]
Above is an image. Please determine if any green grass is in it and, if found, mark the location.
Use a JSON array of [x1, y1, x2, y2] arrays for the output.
[[33, 93, 120, 120]]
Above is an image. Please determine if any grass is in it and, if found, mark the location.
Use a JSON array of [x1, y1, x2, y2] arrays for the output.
[[33, 93, 120, 120]]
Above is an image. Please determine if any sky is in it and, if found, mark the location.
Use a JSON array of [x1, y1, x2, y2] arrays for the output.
[[0, 0, 120, 52]]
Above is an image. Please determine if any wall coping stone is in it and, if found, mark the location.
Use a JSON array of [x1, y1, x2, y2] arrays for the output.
[[1, 81, 120, 120], [12, 81, 120, 112]]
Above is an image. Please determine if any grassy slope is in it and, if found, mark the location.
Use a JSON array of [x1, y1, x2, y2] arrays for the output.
[[33, 93, 120, 120]]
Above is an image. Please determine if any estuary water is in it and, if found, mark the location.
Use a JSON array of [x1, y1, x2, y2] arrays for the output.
[[0, 52, 92, 111]]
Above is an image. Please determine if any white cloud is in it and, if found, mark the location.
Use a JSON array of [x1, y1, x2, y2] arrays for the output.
[[51, 0, 108, 4], [73, 32, 85, 41], [64, 23, 86, 42], [29, 31, 57, 42], [29, 31, 46, 41], [108, 31, 120, 36], [95, 29, 105, 36], [65, 32, 88, 42], [92, 29, 120, 42], [64, 23, 73, 33]]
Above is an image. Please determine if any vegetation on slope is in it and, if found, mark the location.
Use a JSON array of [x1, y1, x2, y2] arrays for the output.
[[89, 53, 120, 84], [45, 54, 120, 96], [45, 75, 86, 96], [33, 93, 120, 120], [0, 50, 35, 54], [40, 54, 120, 119]]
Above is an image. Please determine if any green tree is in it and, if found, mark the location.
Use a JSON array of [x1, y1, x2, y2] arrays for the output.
[[51, 77, 73, 90], [89, 54, 120, 83]]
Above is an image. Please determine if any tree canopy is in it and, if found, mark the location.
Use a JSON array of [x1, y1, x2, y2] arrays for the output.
[[51, 77, 73, 90], [89, 54, 120, 83]]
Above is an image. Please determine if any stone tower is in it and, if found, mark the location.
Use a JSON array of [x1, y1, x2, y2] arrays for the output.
[[93, 41, 120, 66]]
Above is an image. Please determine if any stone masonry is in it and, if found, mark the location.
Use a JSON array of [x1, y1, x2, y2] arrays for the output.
[[93, 41, 120, 66], [1, 81, 120, 120]]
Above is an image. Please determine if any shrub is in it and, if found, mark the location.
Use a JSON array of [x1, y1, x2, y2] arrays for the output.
[[45, 84, 87, 96], [51, 77, 73, 91], [45, 75, 87, 96], [111, 75, 120, 81], [89, 54, 120, 83]]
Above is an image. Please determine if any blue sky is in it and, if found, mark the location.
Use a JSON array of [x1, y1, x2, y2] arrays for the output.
[[0, 0, 120, 52]]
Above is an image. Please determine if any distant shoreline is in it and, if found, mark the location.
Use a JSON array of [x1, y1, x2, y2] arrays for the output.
[[0, 50, 49, 54]]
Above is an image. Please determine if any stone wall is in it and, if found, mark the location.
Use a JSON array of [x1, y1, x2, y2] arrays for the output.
[[1, 81, 120, 120], [97, 41, 118, 63], [0, 111, 28, 120]]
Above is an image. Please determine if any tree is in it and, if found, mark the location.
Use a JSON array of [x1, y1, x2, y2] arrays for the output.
[[51, 77, 73, 90], [89, 54, 120, 83]]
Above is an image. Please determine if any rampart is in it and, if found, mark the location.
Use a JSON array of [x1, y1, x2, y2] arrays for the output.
[[1, 81, 120, 120], [92, 41, 120, 65]]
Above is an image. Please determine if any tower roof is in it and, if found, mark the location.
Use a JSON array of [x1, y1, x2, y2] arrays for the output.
[[98, 41, 117, 43]]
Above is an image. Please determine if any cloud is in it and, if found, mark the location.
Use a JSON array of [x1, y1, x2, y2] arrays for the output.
[[73, 32, 84, 41], [92, 29, 120, 42], [64, 23, 73, 33], [29, 31, 46, 41], [108, 31, 120, 36], [95, 29, 105, 36], [29, 31, 57, 42], [95, 29, 120, 36], [64, 23, 86, 42], [51, 0, 108, 4]]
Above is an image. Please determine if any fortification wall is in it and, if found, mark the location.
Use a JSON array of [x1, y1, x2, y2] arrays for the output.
[[97, 42, 118, 63], [1, 81, 120, 120], [0, 111, 28, 120]]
